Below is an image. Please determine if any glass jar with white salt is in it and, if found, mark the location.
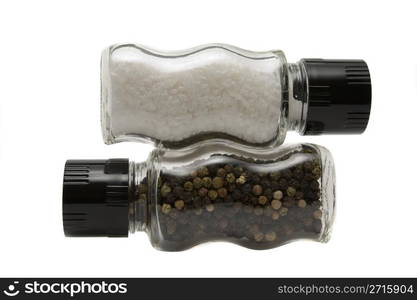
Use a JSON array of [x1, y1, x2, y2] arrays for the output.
[[101, 43, 371, 149]]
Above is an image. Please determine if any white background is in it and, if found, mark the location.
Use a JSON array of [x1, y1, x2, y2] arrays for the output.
[[0, 0, 416, 277]]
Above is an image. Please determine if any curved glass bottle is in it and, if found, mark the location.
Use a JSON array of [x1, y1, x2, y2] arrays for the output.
[[63, 143, 336, 251], [101, 43, 371, 149]]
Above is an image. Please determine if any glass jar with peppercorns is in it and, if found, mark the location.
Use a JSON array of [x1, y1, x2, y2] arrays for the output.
[[63, 143, 335, 251]]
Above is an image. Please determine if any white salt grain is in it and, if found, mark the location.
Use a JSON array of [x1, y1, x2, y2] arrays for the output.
[[102, 45, 282, 145]]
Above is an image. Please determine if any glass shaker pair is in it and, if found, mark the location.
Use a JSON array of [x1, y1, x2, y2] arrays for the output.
[[63, 44, 371, 251]]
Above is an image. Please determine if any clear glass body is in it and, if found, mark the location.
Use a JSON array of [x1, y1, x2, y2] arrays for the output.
[[101, 44, 307, 149], [129, 143, 335, 251]]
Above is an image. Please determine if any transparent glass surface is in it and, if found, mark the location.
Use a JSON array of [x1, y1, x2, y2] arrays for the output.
[[101, 44, 287, 149], [135, 143, 335, 251]]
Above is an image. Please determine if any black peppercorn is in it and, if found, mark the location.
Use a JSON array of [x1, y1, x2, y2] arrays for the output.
[[194, 208, 203, 215], [224, 164, 233, 173], [160, 184, 172, 197], [297, 199, 307, 208], [198, 187, 208, 197], [217, 187, 228, 198], [193, 177, 203, 189], [304, 161, 313, 171], [264, 188, 272, 198], [265, 231, 276, 242], [312, 167, 321, 177], [273, 190, 283, 200], [287, 186, 296, 197], [283, 196, 295, 208], [208, 190, 218, 200], [206, 204, 215, 212], [161, 203, 172, 215], [307, 174, 318, 184], [254, 232, 264, 242], [202, 177, 212, 188], [258, 195, 268, 205], [295, 191, 304, 200], [175, 200, 185, 210], [271, 199, 282, 210], [184, 181, 193, 191], [313, 209, 322, 219], [212, 176, 224, 189], [252, 184, 263, 196], [217, 168, 226, 177], [226, 173, 236, 183], [236, 175, 246, 185], [270, 172, 280, 181], [279, 207, 288, 216], [197, 167, 209, 177], [271, 211, 280, 220]]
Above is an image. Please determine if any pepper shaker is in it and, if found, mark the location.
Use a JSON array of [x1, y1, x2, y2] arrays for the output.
[[63, 143, 335, 251]]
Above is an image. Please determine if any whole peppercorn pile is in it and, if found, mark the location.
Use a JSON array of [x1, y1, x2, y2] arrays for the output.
[[153, 146, 324, 250]]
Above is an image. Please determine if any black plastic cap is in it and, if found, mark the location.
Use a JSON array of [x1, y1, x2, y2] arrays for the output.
[[63, 159, 129, 237], [300, 59, 372, 135]]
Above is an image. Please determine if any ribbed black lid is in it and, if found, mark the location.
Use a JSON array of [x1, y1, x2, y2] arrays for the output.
[[63, 159, 129, 237], [300, 58, 372, 135]]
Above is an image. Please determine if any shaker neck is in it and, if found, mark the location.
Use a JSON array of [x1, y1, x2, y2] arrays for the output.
[[287, 62, 308, 134], [128, 161, 149, 233]]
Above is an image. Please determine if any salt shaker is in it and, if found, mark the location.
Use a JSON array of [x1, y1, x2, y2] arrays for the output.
[[63, 143, 335, 251], [101, 43, 371, 149]]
